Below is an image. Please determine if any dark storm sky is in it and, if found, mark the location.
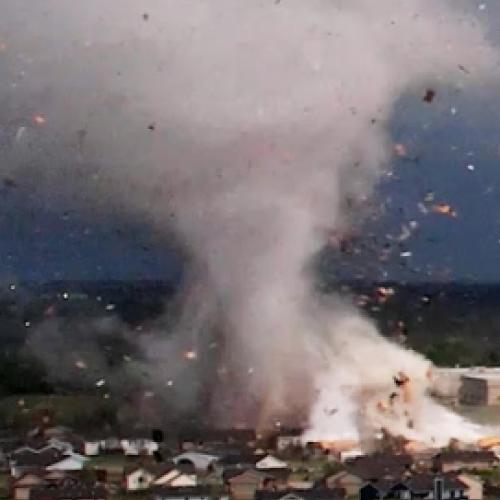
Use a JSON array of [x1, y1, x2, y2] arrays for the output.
[[1, 1, 500, 284]]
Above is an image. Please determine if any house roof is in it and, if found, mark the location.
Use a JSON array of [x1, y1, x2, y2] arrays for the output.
[[255, 487, 346, 500], [29, 477, 106, 500], [434, 451, 497, 463], [151, 485, 212, 498], [12, 448, 65, 467], [405, 474, 466, 492], [123, 465, 157, 477], [227, 468, 271, 485], [29, 483, 106, 500], [257, 467, 292, 481], [173, 452, 218, 470], [217, 453, 263, 467], [346, 453, 413, 481], [12, 472, 48, 487], [361, 474, 467, 496], [223, 466, 251, 482], [256, 455, 289, 470]]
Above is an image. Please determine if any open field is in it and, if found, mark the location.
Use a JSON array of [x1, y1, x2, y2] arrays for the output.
[[452, 405, 500, 427], [0, 393, 114, 428]]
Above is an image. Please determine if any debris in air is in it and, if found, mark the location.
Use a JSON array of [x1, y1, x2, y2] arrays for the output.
[[433, 203, 457, 218], [33, 114, 46, 125], [393, 143, 407, 157], [95, 379, 106, 387], [184, 350, 197, 360], [422, 89, 436, 103]]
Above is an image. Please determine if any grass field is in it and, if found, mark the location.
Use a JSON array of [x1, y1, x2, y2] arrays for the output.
[[0, 393, 113, 428], [452, 405, 500, 427], [0, 473, 9, 499]]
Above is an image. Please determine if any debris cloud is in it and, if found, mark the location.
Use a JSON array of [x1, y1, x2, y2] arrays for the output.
[[0, 0, 497, 441]]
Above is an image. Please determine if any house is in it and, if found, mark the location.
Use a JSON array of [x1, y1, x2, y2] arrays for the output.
[[151, 486, 215, 500], [173, 452, 219, 473], [120, 436, 159, 456], [153, 464, 198, 488], [457, 474, 483, 500], [227, 469, 274, 500], [483, 482, 500, 499], [80, 438, 101, 456], [10, 447, 65, 477], [54, 434, 101, 456], [346, 453, 413, 481], [255, 455, 291, 485], [45, 439, 74, 454], [275, 430, 303, 452], [123, 466, 157, 492], [254, 487, 346, 500], [11, 472, 48, 500], [45, 452, 88, 472], [339, 449, 364, 463], [323, 470, 364, 497], [359, 474, 468, 500], [215, 453, 262, 477], [255, 456, 289, 471], [433, 451, 498, 473], [29, 478, 106, 500], [178, 428, 256, 451], [99, 437, 121, 453], [11, 471, 105, 500]]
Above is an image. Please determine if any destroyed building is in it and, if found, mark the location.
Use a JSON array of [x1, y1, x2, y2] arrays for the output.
[[459, 372, 500, 406]]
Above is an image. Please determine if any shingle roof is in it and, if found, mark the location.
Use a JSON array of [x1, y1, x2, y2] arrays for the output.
[[29, 480, 106, 500], [254, 487, 346, 500], [151, 485, 212, 498], [361, 474, 467, 496], [217, 453, 263, 466], [405, 474, 465, 492], [434, 451, 497, 463], [12, 448, 64, 467], [346, 453, 413, 481]]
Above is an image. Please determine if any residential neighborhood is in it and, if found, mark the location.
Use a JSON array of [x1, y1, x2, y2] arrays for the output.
[[0, 424, 498, 500]]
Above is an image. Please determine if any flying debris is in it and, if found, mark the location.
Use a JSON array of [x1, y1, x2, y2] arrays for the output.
[[324, 408, 338, 416], [376, 286, 395, 304], [393, 371, 410, 387], [32, 114, 46, 125], [75, 360, 88, 370], [184, 350, 197, 360], [433, 203, 457, 217], [376, 400, 389, 413], [422, 88, 436, 103], [393, 143, 407, 157], [95, 379, 106, 387], [15, 127, 27, 143]]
